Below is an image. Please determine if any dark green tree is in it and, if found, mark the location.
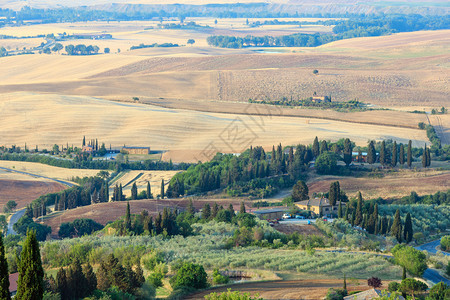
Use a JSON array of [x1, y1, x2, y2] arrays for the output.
[[16, 230, 44, 300], [319, 140, 328, 154], [171, 262, 208, 290], [202, 203, 211, 220], [240, 202, 246, 214], [399, 144, 405, 165], [391, 209, 402, 243], [161, 179, 165, 199], [427, 282, 449, 300], [403, 212, 413, 244], [187, 199, 195, 215], [422, 144, 428, 168], [392, 141, 397, 167], [328, 181, 340, 206], [315, 152, 337, 175], [211, 202, 219, 218], [354, 192, 363, 227], [380, 140, 386, 166], [399, 278, 427, 299], [338, 201, 343, 218], [56, 267, 69, 299], [131, 182, 138, 200], [67, 259, 87, 299], [83, 263, 97, 296], [292, 180, 309, 202], [426, 147, 431, 167], [0, 235, 10, 300], [407, 140, 412, 168], [367, 141, 376, 164], [312, 136, 319, 158], [343, 138, 352, 166], [147, 181, 152, 199], [125, 201, 131, 231]]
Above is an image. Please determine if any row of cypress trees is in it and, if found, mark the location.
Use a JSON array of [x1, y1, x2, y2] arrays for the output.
[[0, 230, 44, 299]]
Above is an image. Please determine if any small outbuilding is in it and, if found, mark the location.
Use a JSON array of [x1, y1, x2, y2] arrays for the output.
[[253, 208, 286, 220]]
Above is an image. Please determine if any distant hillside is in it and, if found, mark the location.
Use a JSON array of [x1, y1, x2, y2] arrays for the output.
[[2, 0, 449, 15]]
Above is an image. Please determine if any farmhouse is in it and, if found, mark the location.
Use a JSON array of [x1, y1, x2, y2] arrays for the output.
[[311, 93, 331, 103], [295, 197, 344, 217], [352, 151, 368, 163], [122, 146, 150, 155], [81, 145, 94, 153], [253, 208, 286, 220]]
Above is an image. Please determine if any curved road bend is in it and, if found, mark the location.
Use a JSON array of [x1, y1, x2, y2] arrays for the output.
[[0, 166, 74, 236], [415, 239, 450, 256]]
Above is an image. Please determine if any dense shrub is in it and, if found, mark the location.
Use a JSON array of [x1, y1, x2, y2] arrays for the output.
[[58, 218, 103, 238], [170, 262, 208, 290], [440, 236, 450, 252]]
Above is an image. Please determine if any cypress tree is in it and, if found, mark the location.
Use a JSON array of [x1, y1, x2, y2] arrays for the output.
[[407, 140, 412, 168], [392, 141, 397, 167], [131, 182, 137, 200], [83, 263, 97, 296], [329, 181, 340, 206], [319, 140, 328, 154], [160, 179, 165, 199], [56, 267, 69, 299], [380, 141, 386, 166], [147, 182, 152, 199], [343, 138, 352, 166], [351, 208, 356, 227], [373, 204, 379, 234], [399, 144, 405, 165], [82, 136, 85, 147], [202, 203, 211, 220], [125, 202, 131, 231], [240, 202, 246, 214], [228, 204, 235, 217], [119, 184, 124, 201], [96, 262, 110, 291], [16, 230, 44, 300], [105, 181, 109, 202], [367, 141, 376, 164], [422, 145, 427, 168], [338, 201, 343, 218], [391, 209, 402, 243], [343, 274, 347, 291], [187, 199, 195, 215], [355, 192, 363, 227], [402, 266, 407, 280], [67, 259, 87, 299], [312, 136, 319, 158], [0, 235, 10, 300], [344, 202, 349, 221], [403, 212, 413, 244], [426, 147, 431, 167], [212, 202, 219, 218]]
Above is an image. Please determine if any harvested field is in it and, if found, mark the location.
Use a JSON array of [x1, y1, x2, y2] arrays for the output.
[[110, 170, 179, 197], [0, 161, 101, 182], [186, 279, 372, 300], [42, 198, 248, 236], [0, 179, 65, 209], [0, 93, 429, 162], [308, 169, 450, 200], [273, 223, 324, 236]]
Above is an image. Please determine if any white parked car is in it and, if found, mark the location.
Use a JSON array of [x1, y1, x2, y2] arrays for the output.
[[282, 213, 291, 219]]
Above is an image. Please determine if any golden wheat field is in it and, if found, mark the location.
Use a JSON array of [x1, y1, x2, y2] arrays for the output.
[[0, 92, 429, 162]]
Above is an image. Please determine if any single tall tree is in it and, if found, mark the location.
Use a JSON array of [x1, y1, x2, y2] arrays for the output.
[[407, 140, 412, 168], [367, 141, 376, 164], [354, 192, 363, 226], [422, 145, 427, 168], [399, 144, 405, 165], [16, 230, 44, 300], [131, 182, 138, 200], [391, 209, 402, 243], [0, 235, 10, 300], [125, 201, 131, 231], [319, 140, 328, 154], [160, 179, 165, 199], [240, 202, 246, 214], [343, 138, 352, 166], [146, 182, 152, 199], [187, 199, 195, 215], [380, 140, 386, 166], [312, 136, 319, 158], [328, 181, 340, 206], [392, 141, 397, 167], [338, 201, 343, 218], [202, 203, 211, 220], [403, 213, 413, 244], [426, 147, 431, 167], [292, 180, 309, 202]]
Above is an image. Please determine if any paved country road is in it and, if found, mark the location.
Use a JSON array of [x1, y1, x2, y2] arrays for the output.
[[6, 209, 25, 236], [423, 268, 450, 285], [0, 166, 74, 236], [415, 239, 450, 256]]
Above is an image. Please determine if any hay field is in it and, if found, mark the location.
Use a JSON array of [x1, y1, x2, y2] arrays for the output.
[[0, 160, 101, 182], [0, 92, 429, 162], [308, 169, 450, 200], [110, 170, 179, 197]]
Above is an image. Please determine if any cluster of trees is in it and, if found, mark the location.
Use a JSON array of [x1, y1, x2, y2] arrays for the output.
[[397, 190, 450, 205], [65, 44, 100, 55], [338, 192, 413, 243], [13, 216, 51, 241], [0, 150, 190, 171], [441, 236, 450, 252], [158, 21, 210, 30], [248, 98, 367, 112], [129, 43, 179, 50], [207, 14, 450, 48], [58, 218, 104, 238]]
